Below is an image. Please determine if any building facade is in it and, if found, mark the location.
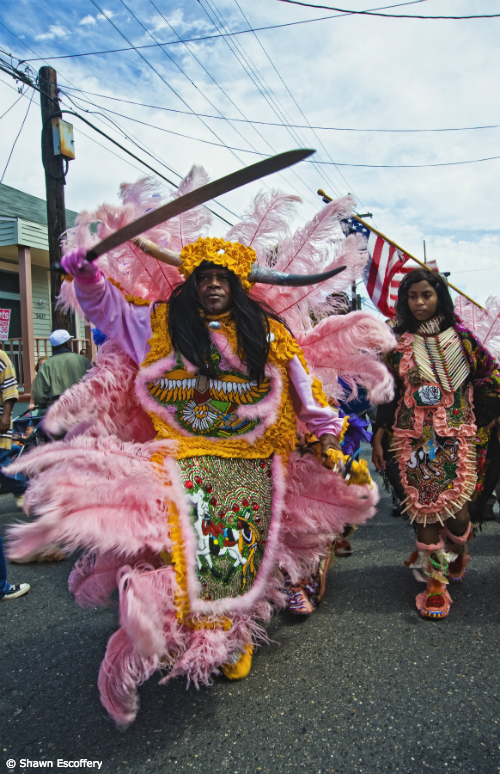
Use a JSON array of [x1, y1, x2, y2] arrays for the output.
[[0, 183, 93, 400]]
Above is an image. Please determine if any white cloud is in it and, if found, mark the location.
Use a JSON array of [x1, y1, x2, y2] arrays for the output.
[[79, 15, 97, 26], [35, 23, 68, 41], [100, 9, 114, 20]]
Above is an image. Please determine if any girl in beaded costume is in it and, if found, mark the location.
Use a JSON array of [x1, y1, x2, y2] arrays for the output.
[[6, 171, 395, 726], [372, 269, 500, 619]]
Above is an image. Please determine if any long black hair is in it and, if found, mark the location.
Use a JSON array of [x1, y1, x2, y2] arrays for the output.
[[394, 268, 455, 334], [167, 261, 290, 384]]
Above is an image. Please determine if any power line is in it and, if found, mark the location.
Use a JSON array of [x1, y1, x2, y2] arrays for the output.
[[58, 86, 500, 134], [117, 0, 313, 208], [230, 0, 368, 208], [197, 0, 334, 201], [0, 88, 34, 184], [0, 92, 24, 120], [14, 1, 432, 63], [315, 156, 500, 167], [0, 72, 236, 226], [86, 0, 317, 211], [275, 0, 500, 19]]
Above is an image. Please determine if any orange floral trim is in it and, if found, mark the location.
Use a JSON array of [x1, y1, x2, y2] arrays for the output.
[[179, 237, 257, 291], [108, 277, 151, 306]]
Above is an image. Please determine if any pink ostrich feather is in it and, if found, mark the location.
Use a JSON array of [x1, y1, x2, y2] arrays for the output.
[[297, 311, 397, 403], [42, 340, 155, 443], [97, 627, 159, 728], [249, 197, 368, 330], [166, 165, 212, 250], [455, 295, 500, 361], [62, 171, 212, 303], [5, 437, 176, 560], [68, 550, 125, 608], [225, 190, 301, 263], [279, 451, 379, 582]]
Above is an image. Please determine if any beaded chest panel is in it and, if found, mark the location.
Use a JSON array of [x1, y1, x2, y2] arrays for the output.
[[147, 349, 270, 437], [177, 456, 273, 600]]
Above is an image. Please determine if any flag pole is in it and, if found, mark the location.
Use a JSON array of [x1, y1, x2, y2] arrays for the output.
[[318, 189, 484, 311]]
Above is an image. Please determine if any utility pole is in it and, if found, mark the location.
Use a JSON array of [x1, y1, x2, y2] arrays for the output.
[[39, 66, 73, 333]]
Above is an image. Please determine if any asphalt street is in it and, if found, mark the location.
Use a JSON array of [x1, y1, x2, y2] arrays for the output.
[[1, 463, 499, 774]]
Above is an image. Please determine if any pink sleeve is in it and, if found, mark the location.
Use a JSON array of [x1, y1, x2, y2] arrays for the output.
[[287, 355, 344, 438], [73, 277, 153, 365]]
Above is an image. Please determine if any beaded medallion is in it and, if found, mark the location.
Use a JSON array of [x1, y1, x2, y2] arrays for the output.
[[177, 456, 274, 600]]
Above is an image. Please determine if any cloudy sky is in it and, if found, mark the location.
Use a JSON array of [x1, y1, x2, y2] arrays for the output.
[[0, 0, 499, 307]]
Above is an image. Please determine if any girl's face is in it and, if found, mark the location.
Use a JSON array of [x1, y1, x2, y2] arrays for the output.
[[407, 280, 439, 322]]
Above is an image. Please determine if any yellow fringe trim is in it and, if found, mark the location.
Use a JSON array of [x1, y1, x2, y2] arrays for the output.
[[337, 415, 350, 444], [179, 237, 257, 292]]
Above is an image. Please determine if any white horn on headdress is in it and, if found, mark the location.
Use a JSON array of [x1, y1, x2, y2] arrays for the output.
[[247, 264, 347, 286], [133, 237, 346, 285], [132, 236, 182, 267]]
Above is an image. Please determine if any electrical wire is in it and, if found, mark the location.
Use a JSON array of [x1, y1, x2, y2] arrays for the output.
[[91, 1, 318, 210], [0, 92, 24, 120], [116, 0, 313, 209], [15, 1, 433, 63], [275, 1, 500, 19], [314, 156, 500, 167], [58, 86, 500, 134], [230, 0, 369, 209], [197, 0, 334, 201], [0, 88, 34, 184]]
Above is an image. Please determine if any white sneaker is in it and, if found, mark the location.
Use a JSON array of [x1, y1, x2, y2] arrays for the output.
[[2, 583, 30, 600]]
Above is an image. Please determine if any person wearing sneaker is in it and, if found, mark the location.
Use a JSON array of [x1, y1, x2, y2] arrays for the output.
[[372, 269, 500, 619], [0, 534, 29, 601]]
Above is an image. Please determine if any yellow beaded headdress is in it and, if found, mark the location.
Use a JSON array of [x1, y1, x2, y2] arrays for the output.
[[179, 237, 257, 292]]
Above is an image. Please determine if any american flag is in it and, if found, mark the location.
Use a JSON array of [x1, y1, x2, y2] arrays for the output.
[[343, 217, 413, 318]]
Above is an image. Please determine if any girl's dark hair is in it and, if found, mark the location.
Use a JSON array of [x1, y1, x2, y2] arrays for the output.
[[394, 268, 455, 334], [167, 261, 290, 384]]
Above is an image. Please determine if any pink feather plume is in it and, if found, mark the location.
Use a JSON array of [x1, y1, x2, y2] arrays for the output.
[[455, 295, 500, 361], [225, 190, 301, 263], [297, 311, 396, 403], [279, 451, 379, 583]]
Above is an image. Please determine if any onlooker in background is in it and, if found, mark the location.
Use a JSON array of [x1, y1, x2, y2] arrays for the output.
[[0, 349, 27, 507], [0, 534, 29, 600], [32, 330, 92, 413], [28, 356, 49, 413]]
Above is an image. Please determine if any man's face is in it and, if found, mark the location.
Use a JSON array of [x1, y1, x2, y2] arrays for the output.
[[196, 265, 234, 315]]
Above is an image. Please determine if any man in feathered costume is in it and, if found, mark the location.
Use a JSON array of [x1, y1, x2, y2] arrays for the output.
[[6, 170, 395, 726]]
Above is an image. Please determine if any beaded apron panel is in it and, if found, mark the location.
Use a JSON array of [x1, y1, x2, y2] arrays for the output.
[[146, 349, 270, 438], [177, 456, 273, 601]]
